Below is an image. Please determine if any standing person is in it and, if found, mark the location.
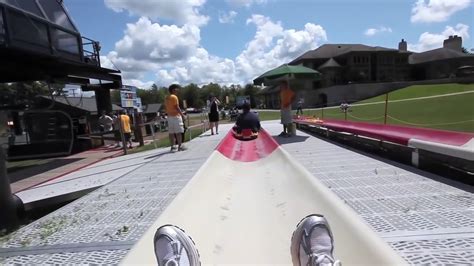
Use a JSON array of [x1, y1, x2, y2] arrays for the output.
[[120, 110, 133, 149], [98, 110, 113, 132], [165, 84, 187, 152], [296, 97, 304, 115], [279, 80, 295, 137], [208, 95, 221, 135], [112, 112, 121, 148]]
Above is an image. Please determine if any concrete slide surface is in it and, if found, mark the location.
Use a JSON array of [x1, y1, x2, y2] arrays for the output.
[[122, 130, 406, 265]]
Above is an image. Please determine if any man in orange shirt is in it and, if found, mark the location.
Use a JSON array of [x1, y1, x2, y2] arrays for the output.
[[279, 80, 295, 137], [165, 84, 187, 152], [120, 110, 133, 149]]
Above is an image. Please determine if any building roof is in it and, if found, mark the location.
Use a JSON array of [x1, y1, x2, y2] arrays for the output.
[[318, 58, 342, 69], [142, 103, 162, 113], [409, 48, 474, 64], [40, 96, 122, 113], [291, 44, 400, 64]]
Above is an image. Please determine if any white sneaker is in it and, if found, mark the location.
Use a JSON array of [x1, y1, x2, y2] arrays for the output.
[[291, 214, 341, 266], [154, 225, 200, 266], [170, 146, 178, 152]]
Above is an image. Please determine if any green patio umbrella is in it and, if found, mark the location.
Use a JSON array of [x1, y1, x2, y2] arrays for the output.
[[253, 64, 321, 85]]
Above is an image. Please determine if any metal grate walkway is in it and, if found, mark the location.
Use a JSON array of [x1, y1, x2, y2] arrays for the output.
[[268, 123, 474, 265], [0, 122, 472, 264]]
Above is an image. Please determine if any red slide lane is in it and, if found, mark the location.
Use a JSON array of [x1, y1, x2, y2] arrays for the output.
[[295, 117, 473, 146], [216, 129, 279, 162]]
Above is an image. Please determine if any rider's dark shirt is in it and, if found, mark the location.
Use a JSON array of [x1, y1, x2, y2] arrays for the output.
[[235, 111, 261, 133]]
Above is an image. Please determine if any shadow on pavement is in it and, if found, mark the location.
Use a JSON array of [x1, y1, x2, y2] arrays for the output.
[[8, 158, 83, 183], [144, 151, 170, 160], [273, 135, 309, 145]]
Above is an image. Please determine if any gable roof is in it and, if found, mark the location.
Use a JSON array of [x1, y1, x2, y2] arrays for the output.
[[291, 44, 400, 64], [409, 48, 474, 64], [318, 58, 342, 69]]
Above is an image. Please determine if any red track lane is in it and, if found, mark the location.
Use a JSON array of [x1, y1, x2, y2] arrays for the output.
[[216, 129, 279, 162], [295, 117, 473, 146]]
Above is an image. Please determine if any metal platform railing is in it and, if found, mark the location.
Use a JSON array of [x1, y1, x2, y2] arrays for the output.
[[81, 36, 101, 67]]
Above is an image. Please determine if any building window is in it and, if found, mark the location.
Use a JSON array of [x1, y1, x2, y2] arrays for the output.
[[313, 81, 321, 89]]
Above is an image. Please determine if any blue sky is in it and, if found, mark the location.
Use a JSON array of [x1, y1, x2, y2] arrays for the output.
[[64, 0, 473, 88]]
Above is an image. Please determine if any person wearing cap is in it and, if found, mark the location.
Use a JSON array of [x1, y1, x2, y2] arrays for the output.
[[165, 84, 187, 152]]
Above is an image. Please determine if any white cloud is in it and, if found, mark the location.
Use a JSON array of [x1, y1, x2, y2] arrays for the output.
[[114, 17, 201, 64], [157, 48, 237, 85], [104, 0, 209, 26], [236, 14, 327, 80], [411, 0, 472, 23], [218, 10, 238, 23], [364, 26, 392, 36], [124, 79, 155, 89], [227, 0, 267, 7], [408, 23, 470, 52], [103, 15, 327, 86]]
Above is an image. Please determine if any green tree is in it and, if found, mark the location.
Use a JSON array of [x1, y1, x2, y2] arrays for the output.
[[243, 83, 261, 108], [0, 82, 50, 108], [199, 83, 223, 106], [181, 83, 202, 108]]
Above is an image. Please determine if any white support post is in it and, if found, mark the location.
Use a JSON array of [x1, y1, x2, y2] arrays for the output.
[[412, 148, 419, 168]]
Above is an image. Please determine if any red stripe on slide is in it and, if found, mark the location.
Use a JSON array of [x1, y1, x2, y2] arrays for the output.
[[216, 129, 279, 162]]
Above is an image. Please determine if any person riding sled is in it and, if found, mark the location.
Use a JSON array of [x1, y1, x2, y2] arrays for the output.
[[233, 102, 261, 139]]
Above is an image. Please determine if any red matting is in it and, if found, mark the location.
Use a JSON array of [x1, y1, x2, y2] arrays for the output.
[[216, 129, 279, 162], [295, 117, 473, 146]]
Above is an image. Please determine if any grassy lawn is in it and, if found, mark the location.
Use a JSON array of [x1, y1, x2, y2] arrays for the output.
[[304, 83, 474, 132], [131, 82, 474, 155], [257, 111, 281, 121], [129, 126, 205, 154], [359, 83, 474, 103]]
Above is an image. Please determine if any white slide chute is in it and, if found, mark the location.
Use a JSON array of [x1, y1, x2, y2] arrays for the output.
[[122, 130, 405, 264]]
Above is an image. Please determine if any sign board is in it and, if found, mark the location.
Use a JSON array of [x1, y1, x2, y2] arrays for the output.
[[134, 97, 143, 113], [183, 100, 188, 109], [120, 86, 138, 108]]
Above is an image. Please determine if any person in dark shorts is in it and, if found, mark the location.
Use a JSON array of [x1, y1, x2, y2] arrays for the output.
[[208, 95, 220, 135]]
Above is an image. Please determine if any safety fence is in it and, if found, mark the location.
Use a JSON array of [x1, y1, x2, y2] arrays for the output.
[[298, 90, 474, 133]]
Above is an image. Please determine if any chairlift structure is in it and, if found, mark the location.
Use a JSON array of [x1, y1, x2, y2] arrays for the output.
[[0, 0, 122, 229], [0, 0, 121, 88]]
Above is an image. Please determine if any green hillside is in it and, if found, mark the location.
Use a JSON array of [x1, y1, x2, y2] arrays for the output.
[[305, 83, 474, 133]]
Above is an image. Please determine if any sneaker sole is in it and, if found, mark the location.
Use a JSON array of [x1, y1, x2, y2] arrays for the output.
[[153, 225, 201, 266], [290, 214, 334, 266]]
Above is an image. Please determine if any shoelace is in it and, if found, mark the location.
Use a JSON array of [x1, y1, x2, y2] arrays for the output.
[[309, 253, 341, 266]]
